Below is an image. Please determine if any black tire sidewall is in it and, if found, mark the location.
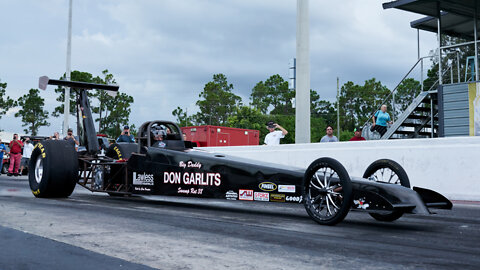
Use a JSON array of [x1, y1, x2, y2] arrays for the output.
[[362, 159, 410, 188], [28, 140, 78, 198], [303, 157, 353, 225], [363, 159, 410, 222]]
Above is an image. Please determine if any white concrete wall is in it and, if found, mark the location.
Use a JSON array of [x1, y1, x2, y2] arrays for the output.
[[203, 137, 480, 201]]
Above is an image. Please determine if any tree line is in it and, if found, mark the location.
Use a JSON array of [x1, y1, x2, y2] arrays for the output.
[[0, 70, 134, 138], [172, 73, 426, 143]]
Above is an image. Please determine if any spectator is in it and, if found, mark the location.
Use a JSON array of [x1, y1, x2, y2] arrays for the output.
[[50, 131, 60, 140], [0, 139, 6, 175], [20, 137, 34, 175], [349, 127, 366, 141], [182, 133, 187, 141], [264, 121, 288, 146], [117, 125, 135, 143], [320, 125, 338, 142], [64, 128, 79, 150], [371, 104, 393, 137], [8, 134, 23, 176]]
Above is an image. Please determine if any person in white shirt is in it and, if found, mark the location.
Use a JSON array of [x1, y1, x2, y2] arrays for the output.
[[264, 121, 288, 146], [20, 137, 35, 175]]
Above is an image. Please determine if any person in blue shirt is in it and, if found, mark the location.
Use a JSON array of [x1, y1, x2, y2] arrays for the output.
[[0, 139, 6, 175], [116, 125, 135, 143], [372, 104, 393, 136]]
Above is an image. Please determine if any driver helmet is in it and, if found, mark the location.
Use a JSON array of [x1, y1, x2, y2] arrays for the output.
[[151, 125, 167, 139]]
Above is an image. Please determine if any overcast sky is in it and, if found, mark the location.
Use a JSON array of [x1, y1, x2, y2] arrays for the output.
[[0, 0, 437, 136]]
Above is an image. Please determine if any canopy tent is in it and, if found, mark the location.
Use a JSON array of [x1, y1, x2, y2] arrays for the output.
[[383, 0, 480, 83]]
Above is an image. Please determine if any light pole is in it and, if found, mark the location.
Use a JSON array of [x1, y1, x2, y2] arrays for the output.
[[295, 0, 311, 144], [64, 0, 72, 136]]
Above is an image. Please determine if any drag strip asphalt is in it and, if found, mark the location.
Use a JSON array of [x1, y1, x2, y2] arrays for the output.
[[0, 175, 479, 270]]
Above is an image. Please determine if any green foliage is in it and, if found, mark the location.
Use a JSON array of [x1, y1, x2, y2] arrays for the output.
[[52, 70, 134, 138], [101, 92, 134, 138], [193, 74, 242, 125], [226, 106, 264, 131], [0, 80, 16, 131], [15, 89, 50, 135], [52, 70, 103, 117], [91, 70, 118, 133], [394, 78, 422, 118], [311, 117, 328, 143], [339, 78, 390, 132], [250, 74, 294, 115], [339, 130, 354, 142], [172, 106, 193, 127]]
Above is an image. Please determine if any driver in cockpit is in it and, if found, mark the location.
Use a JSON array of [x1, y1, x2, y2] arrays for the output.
[[152, 125, 167, 148]]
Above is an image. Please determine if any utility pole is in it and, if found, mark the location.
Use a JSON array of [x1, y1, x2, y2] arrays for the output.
[[295, 0, 311, 144], [64, 0, 73, 136], [337, 77, 340, 139]]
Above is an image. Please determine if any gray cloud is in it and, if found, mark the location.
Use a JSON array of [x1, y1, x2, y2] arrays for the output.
[[0, 0, 437, 136]]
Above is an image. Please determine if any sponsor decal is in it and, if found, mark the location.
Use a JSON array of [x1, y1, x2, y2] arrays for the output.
[[239, 189, 254, 201], [113, 146, 122, 159], [32, 189, 41, 195], [35, 143, 46, 158], [134, 186, 151, 192], [270, 193, 285, 202], [179, 161, 202, 169], [278, 185, 296, 193], [164, 172, 221, 186], [254, 192, 269, 201], [258, 182, 277, 192], [286, 196, 303, 203], [353, 198, 369, 209], [177, 187, 204, 195], [133, 172, 154, 186], [226, 190, 238, 200]]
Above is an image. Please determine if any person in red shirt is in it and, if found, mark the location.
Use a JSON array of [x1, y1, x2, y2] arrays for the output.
[[349, 127, 366, 141], [8, 133, 23, 176]]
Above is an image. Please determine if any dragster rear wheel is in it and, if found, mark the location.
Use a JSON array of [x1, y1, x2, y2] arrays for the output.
[[303, 157, 353, 226], [28, 140, 78, 198], [363, 159, 410, 222]]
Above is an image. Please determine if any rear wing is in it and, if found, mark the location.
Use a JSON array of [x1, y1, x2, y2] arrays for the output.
[[39, 76, 119, 92], [38, 76, 120, 155]]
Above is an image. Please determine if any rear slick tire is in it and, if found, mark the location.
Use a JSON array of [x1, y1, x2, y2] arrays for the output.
[[28, 140, 78, 198]]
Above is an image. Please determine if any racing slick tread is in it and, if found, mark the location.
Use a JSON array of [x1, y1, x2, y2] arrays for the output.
[[28, 140, 78, 198]]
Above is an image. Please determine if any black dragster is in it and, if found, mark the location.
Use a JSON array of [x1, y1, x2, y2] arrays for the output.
[[28, 78, 452, 225]]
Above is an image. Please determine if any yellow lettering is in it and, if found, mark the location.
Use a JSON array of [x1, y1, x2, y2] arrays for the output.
[[32, 189, 41, 195], [114, 146, 122, 159]]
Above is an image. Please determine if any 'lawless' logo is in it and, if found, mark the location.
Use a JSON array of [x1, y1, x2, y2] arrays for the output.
[[133, 172, 154, 186]]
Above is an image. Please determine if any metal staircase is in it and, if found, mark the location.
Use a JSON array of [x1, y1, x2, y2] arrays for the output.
[[380, 90, 438, 139]]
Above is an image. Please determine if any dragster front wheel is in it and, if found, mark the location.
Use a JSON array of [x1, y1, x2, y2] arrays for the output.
[[363, 159, 410, 222], [303, 157, 353, 226], [28, 140, 78, 198]]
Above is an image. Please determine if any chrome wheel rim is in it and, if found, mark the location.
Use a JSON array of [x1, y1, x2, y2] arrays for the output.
[[35, 156, 43, 184], [367, 168, 399, 185], [307, 167, 343, 220]]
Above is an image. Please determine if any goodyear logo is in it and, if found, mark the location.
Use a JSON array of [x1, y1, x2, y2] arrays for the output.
[[32, 189, 41, 195], [113, 146, 122, 159], [35, 143, 46, 158], [258, 182, 277, 192]]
